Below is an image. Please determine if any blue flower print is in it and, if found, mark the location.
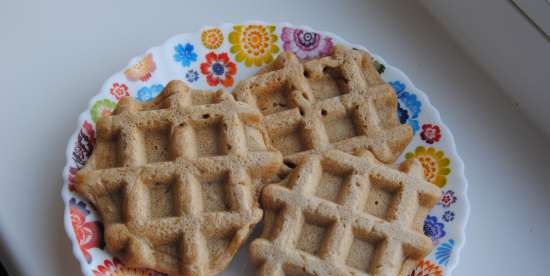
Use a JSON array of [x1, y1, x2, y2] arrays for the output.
[[435, 239, 455, 266], [390, 81, 422, 133], [69, 198, 90, 215], [173, 43, 198, 67], [136, 84, 164, 102], [424, 215, 446, 243], [442, 210, 455, 222], [186, 69, 199, 83]]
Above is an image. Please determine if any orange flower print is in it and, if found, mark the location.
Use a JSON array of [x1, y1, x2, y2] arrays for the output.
[[124, 53, 156, 82], [201, 28, 224, 49], [70, 198, 103, 263], [93, 258, 165, 276], [408, 259, 443, 276]]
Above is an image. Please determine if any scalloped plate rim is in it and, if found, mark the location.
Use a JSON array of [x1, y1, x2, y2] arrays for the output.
[[61, 20, 470, 276]]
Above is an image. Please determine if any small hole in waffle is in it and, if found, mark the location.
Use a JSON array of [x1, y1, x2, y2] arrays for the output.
[[144, 128, 171, 163], [194, 121, 223, 157], [283, 160, 296, 169], [308, 67, 349, 100], [256, 84, 292, 116], [365, 178, 399, 220]]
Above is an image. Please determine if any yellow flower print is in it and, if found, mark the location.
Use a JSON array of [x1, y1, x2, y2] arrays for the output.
[[228, 24, 279, 67], [201, 28, 224, 49], [405, 146, 451, 187]]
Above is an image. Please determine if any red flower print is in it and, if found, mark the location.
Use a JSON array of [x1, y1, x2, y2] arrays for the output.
[[200, 52, 237, 87], [408, 259, 443, 276], [69, 198, 104, 263], [109, 83, 129, 100], [93, 258, 166, 276], [440, 190, 457, 208], [421, 124, 441, 144]]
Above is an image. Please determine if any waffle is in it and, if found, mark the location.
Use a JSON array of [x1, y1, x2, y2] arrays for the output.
[[249, 150, 441, 276], [75, 80, 282, 275], [233, 45, 412, 179]]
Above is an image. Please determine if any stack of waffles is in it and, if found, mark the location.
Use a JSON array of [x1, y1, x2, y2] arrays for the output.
[[76, 45, 441, 276]]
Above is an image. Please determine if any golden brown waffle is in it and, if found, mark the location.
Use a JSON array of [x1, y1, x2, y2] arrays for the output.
[[233, 45, 412, 177], [75, 80, 282, 275], [249, 150, 441, 276]]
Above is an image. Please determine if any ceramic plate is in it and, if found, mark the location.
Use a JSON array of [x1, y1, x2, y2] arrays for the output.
[[62, 21, 470, 276]]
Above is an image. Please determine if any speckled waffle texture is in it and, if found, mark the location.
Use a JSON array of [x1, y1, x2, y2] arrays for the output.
[[233, 45, 413, 182], [249, 151, 441, 276], [232, 45, 433, 276], [75, 80, 282, 275]]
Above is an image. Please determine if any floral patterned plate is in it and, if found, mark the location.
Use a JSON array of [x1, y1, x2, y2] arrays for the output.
[[62, 22, 470, 276]]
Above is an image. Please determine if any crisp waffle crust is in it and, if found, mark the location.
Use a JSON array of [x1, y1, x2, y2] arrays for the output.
[[233, 45, 413, 177], [76, 80, 282, 275], [233, 46, 437, 276], [250, 151, 440, 276]]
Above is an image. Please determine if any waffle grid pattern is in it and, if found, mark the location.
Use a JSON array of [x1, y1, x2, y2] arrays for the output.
[[233, 45, 412, 169], [232, 46, 437, 276], [250, 150, 441, 276], [76, 81, 282, 275]]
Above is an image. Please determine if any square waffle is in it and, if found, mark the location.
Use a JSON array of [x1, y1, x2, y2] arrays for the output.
[[75, 80, 282, 275], [233, 45, 412, 181], [232, 46, 436, 276], [249, 150, 440, 276]]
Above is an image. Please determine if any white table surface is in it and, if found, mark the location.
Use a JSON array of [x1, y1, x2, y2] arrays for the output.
[[1, 1, 549, 275]]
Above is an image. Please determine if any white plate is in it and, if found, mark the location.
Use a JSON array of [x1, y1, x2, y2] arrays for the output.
[[62, 21, 469, 276]]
